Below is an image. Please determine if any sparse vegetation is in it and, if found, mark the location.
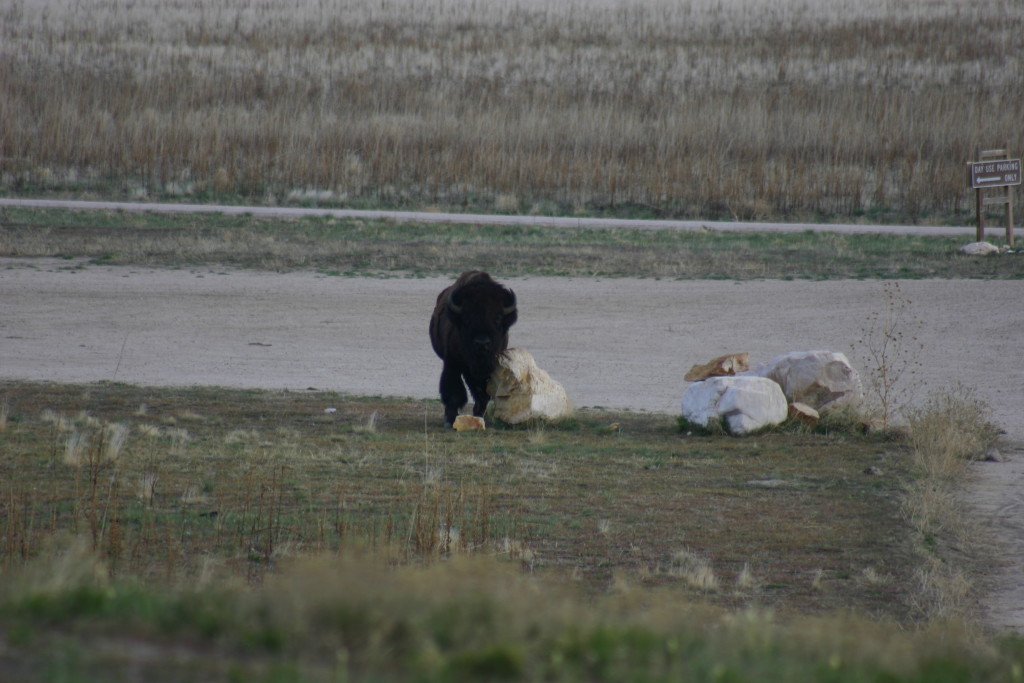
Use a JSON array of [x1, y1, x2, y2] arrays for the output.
[[1, 0, 1021, 223]]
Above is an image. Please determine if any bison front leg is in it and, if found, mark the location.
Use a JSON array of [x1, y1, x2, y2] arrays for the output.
[[439, 362, 468, 428], [466, 375, 491, 419]]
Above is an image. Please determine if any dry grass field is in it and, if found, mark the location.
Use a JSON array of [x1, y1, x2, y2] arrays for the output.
[[2, 0, 1022, 222]]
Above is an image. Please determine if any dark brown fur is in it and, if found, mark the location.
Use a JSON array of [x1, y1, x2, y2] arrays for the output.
[[429, 271, 517, 427]]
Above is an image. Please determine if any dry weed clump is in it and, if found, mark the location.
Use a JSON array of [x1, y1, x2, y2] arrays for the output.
[[902, 385, 999, 621], [667, 549, 719, 592], [1, 0, 1021, 221], [905, 385, 1000, 479]]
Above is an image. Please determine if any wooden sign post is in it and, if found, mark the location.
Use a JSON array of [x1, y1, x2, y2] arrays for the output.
[[967, 146, 1020, 247]]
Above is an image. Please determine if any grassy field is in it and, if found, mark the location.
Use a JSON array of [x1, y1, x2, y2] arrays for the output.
[[1, 0, 1022, 223], [3, 207, 1024, 279], [0, 380, 1016, 681]]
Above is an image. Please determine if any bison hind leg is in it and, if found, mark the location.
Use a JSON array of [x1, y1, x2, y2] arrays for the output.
[[439, 363, 468, 428]]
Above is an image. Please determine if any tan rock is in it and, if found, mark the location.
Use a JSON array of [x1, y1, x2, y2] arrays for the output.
[[788, 401, 820, 426], [488, 348, 573, 424], [453, 415, 486, 432], [684, 352, 750, 382]]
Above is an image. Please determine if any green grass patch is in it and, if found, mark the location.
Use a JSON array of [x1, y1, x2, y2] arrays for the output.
[[2, 208, 1022, 279]]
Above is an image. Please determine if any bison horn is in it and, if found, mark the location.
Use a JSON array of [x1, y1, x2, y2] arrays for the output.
[[503, 288, 517, 315], [447, 291, 463, 315]]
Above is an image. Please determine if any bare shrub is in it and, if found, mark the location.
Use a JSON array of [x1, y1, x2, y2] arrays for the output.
[[855, 282, 922, 430]]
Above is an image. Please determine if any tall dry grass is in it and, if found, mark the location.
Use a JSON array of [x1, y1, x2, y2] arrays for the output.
[[1, 0, 1021, 220]]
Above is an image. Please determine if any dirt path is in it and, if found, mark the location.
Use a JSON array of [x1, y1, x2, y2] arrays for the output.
[[1, 259, 1021, 630]]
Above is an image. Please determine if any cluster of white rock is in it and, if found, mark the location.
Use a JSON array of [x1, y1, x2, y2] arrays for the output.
[[681, 350, 863, 435], [457, 240, 990, 433], [455, 347, 860, 437]]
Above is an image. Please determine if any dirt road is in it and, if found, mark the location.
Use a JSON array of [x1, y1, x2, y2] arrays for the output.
[[1, 257, 1021, 630]]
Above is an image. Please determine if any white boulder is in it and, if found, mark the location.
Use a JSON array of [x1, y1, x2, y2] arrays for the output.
[[488, 348, 573, 424], [681, 376, 788, 435], [747, 350, 862, 411]]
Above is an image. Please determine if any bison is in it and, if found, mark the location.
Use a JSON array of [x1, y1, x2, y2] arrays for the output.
[[429, 270, 518, 428]]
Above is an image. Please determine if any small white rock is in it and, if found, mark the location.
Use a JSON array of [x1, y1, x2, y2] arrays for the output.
[[958, 241, 1000, 256]]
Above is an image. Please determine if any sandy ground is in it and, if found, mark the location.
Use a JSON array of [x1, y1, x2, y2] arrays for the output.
[[1, 258, 1022, 630]]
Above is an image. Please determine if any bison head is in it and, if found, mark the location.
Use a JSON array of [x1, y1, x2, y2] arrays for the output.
[[446, 280, 517, 371]]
